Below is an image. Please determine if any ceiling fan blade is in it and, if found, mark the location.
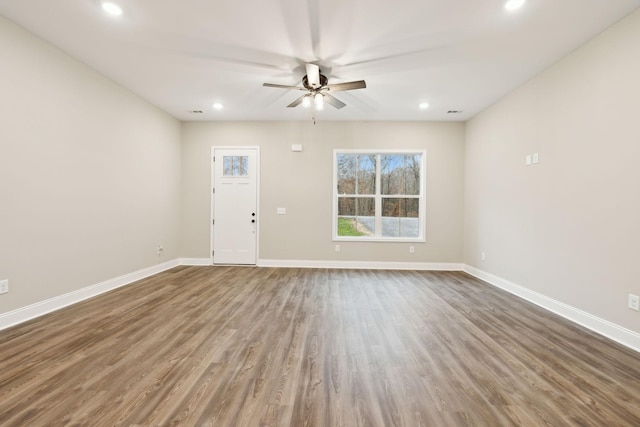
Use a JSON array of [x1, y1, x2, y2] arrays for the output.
[[325, 80, 367, 92], [305, 63, 321, 88], [263, 83, 308, 91], [323, 93, 346, 109], [287, 94, 309, 108]]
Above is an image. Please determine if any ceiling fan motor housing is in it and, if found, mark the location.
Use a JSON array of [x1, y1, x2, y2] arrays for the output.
[[303, 73, 328, 90]]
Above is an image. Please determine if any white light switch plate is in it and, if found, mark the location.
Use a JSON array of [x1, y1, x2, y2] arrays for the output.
[[277, 207, 286, 215], [0, 279, 8, 294]]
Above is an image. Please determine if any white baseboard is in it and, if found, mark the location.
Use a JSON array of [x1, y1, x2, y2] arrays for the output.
[[463, 264, 640, 353], [0, 259, 180, 332], [258, 259, 463, 271], [179, 258, 212, 266]]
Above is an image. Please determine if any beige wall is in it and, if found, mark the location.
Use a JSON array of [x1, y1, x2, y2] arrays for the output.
[[465, 9, 640, 333], [181, 121, 465, 263], [0, 16, 182, 314]]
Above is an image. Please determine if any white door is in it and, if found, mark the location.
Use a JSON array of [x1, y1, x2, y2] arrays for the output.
[[212, 148, 258, 265]]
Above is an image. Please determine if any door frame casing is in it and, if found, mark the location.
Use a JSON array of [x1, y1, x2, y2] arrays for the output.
[[210, 146, 261, 265]]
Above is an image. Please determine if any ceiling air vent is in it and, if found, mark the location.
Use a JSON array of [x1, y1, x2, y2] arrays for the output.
[[189, 110, 204, 114], [447, 110, 463, 114]]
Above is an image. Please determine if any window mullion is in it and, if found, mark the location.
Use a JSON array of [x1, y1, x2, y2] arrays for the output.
[[375, 154, 381, 237], [355, 155, 359, 195]]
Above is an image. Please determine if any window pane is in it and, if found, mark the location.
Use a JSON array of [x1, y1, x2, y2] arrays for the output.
[[223, 156, 249, 176], [356, 154, 376, 195], [223, 156, 233, 176], [382, 198, 419, 218], [337, 154, 356, 194], [381, 198, 419, 238], [337, 154, 376, 195], [404, 154, 421, 195], [232, 156, 240, 175], [337, 197, 375, 236], [237, 156, 249, 176], [380, 154, 421, 195]]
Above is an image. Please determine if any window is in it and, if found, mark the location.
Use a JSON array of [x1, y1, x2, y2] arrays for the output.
[[333, 150, 426, 241], [223, 155, 249, 177]]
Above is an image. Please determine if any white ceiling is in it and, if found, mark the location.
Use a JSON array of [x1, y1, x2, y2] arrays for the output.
[[1, 0, 639, 122]]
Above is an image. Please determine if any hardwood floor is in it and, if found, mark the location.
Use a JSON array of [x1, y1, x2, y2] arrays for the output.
[[0, 267, 639, 426]]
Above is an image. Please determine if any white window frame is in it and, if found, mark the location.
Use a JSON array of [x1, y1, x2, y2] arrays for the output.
[[332, 149, 426, 242]]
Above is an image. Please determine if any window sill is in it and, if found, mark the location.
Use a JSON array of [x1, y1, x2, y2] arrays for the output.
[[333, 236, 426, 243]]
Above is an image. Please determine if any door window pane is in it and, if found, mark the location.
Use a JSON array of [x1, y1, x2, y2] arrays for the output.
[[223, 156, 249, 177]]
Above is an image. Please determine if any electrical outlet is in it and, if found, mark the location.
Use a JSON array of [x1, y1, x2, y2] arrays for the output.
[[481, 252, 486, 261], [335, 244, 340, 253], [532, 153, 540, 164], [409, 246, 415, 253], [0, 279, 8, 295], [629, 294, 639, 311], [157, 245, 164, 255]]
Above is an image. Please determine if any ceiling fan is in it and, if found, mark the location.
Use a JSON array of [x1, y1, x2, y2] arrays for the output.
[[263, 63, 366, 110]]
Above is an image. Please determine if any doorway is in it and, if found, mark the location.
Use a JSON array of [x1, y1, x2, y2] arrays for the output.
[[211, 147, 259, 265]]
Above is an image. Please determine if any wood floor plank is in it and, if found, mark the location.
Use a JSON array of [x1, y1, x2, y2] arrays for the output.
[[1, 266, 639, 426]]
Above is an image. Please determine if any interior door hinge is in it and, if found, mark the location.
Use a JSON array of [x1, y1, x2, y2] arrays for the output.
[[212, 250, 214, 256], [212, 188, 215, 194], [212, 219, 215, 225]]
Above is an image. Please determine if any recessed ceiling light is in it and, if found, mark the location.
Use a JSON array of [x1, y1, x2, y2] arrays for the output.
[[213, 103, 223, 110], [101, 2, 123, 16], [504, 0, 525, 11], [419, 102, 430, 110]]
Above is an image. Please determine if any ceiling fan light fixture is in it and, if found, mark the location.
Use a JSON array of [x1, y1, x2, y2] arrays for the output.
[[213, 103, 223, 110], [504, 0, 525, 11], [263, 63, 365, 111], [419, 102, 430, 110], [101, 1, 123, 16]]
